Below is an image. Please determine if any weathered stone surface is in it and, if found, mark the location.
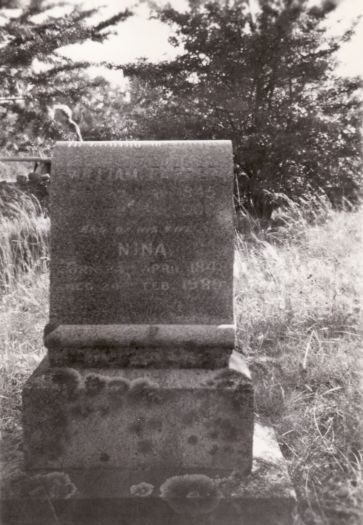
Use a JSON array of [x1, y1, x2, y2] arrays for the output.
[[3, 422, 296, 525], [47, 342, 232, 368], [16, 140, 298, 524], [23, 352, 253, 473], [45, 323, 235, 367], [45, 324, 235, 348], [50, 141, 234, 328]]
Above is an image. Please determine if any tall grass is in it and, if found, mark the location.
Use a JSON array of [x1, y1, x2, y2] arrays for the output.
[[0, 272, 48, 434], [0, 189, 49, 290], [0, 188, 49, 435], [235, 200, 362, 525], [0, 192, 361, 524]]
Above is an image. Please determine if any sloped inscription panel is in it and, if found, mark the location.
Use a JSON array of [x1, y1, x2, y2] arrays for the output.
[[50, 141, 234, 325]]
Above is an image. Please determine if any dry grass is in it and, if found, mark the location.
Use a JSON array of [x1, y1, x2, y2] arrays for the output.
[[0, 272, 48, 433], [0, 162, 27, 183], [235, 202, 363, 525], [0, 194, 362, 524], [0, 195, 49, 290], [0, 194, 49, 434]]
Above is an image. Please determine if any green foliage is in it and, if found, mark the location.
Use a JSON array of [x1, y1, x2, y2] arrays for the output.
[[0, 0, 131, 152], [123, 0, 362, 214]]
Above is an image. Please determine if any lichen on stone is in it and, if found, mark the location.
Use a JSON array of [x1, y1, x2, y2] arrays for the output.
[[160, 474, 221, 516], [84, 373, 109, 396], [48, 367, 82, 399], [128, 378, 162, 404], [99, 452, 110, 462], [129, 417, 145, 436], [69, 402, 93, 419], [148, 417, 162, 432], [208, 445, 219, 456], [25, 385, 69, 460], [137, 439, 153, 454], [107, 377, 130, 407], [182, 410, 198, 426], [100, 404, 110, 416], [13, 471, 77, 500], [214, 417, 239, 441], [129, 482, 154, 497], [108, 377, 130, 394]]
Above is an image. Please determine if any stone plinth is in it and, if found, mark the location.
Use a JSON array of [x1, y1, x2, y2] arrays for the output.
[[23, 352, 253, 474], [3, 423, 296, 525]]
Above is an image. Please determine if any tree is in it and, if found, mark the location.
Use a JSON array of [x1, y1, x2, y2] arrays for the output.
[[0, 0, 131, 152], [73, 78, 139, 142], [123, 0, 362, 215]]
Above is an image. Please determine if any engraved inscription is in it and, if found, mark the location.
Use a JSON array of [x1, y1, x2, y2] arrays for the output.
[[80, 224, 193, 235], [51, 141, 234, 324], [190, 261, 216, 273], [147, 263, 180, 275], [142, 281, 170, 291], [68, 167, 139, 181], [80, 225, 107, 235], [118, 242, 167, 258], [182, 278, 227, 291]]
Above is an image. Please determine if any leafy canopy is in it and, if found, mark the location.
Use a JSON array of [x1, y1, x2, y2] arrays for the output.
[[0, 0, 131, 151], [122, 0, 362, 213]]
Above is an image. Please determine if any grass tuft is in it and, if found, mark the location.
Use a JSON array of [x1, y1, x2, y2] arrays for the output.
[[0, 188, 49, 290]]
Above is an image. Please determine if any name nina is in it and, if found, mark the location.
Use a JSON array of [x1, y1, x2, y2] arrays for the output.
[[118, 241, 167, 257]]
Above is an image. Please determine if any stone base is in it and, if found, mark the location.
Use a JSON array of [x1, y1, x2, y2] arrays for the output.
[[22, 352, 254, 473], [2, 424, 296, 525], [13, 353, 296, 523]]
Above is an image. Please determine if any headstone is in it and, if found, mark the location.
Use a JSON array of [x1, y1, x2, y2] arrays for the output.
[[20, 141, 296, 525], [45, 141, 235, 367], [50, 141, 234, 326]]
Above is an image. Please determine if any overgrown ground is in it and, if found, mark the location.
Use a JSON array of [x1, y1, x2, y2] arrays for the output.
[[0, 195, 362, 524], [236, 199, 363, 524]]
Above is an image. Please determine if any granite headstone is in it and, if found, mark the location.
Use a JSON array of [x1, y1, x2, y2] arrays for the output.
[[50, 141, 234, 325], [46, 141, 236, 365]]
